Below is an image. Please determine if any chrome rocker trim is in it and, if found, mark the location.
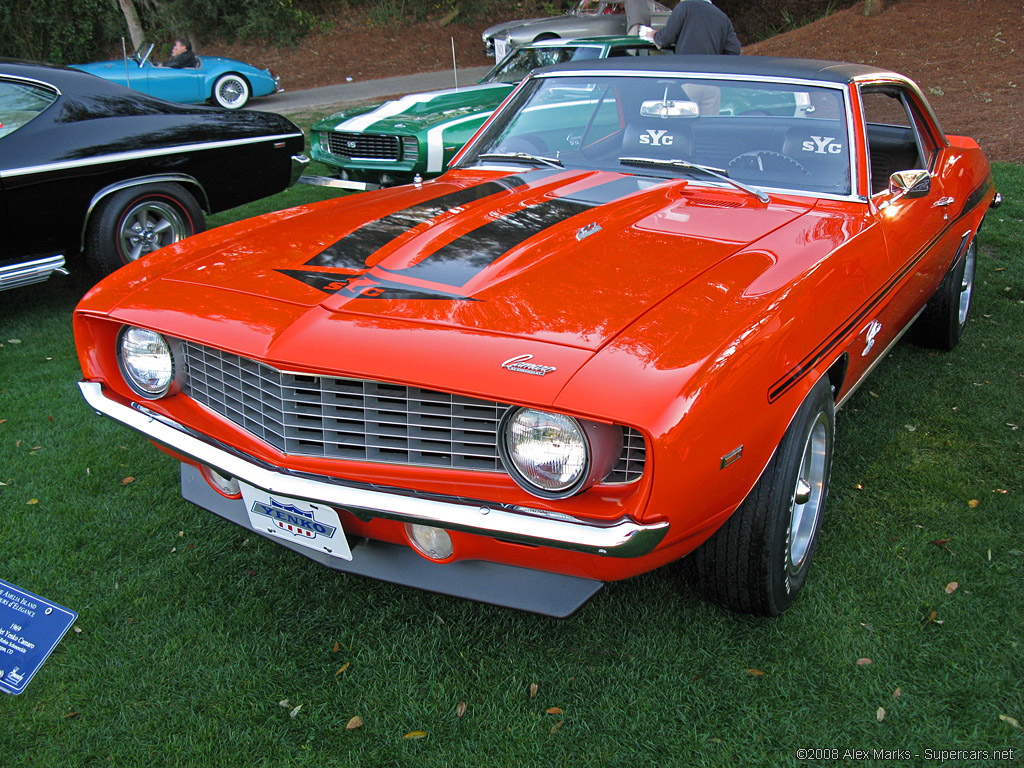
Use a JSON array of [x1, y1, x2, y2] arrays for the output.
[[79, 381, 668, 559], [0, 254, 67, 291]]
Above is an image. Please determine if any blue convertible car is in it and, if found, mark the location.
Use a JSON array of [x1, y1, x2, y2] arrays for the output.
[[72, 42, 281, 109]]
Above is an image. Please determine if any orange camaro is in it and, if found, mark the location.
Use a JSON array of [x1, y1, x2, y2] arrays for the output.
[[74, 57, 1000, 617]]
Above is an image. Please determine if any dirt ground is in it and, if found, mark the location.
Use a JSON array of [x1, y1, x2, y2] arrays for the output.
[[202, 0, 1023, 162]]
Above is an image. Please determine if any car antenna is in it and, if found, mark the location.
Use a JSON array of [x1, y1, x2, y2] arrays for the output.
[[452, 37, 459, 91], [122, 37, 131, 87]]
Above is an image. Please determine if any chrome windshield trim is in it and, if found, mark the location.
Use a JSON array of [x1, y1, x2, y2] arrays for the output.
[[79, 381, 667, 558], [1, 132, 304, 179]]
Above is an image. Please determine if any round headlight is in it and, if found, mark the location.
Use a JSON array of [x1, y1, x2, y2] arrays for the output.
[[500, 408, 589, 497], [118, 326, 174, 398]]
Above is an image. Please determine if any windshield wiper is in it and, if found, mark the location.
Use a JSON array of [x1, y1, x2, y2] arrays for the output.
[[479, 152, 564, 169], [618, 156, 771, 204]]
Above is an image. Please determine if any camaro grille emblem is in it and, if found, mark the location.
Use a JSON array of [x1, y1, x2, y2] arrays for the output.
[[502, 354, 556, 376]]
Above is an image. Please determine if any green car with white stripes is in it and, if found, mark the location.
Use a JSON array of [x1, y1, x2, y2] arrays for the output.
[[309, 36, 661, 189]]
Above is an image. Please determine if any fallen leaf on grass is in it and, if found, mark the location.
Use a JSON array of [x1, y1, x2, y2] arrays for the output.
[[529, 682, 538, 699], [893, 687, 902, 699], [456, 701, 467, 718], [403, 730, 427, 740], [26, 499, 38, 505], [968, 499, 980, 508], [332, 641, 340, 653], [876, 707, 886, 722], [121, 476, 135, 486], [289, 704, 302, 718], [550, 720, 563, 734], [856, 658, 873, 666], [744, 668, 766, 676], [999, 714, 1021, 729], [336, 662, 350, 676], [923, 610, 944, 625], [945, 581, 959, 594], [72, 626, 82, 634], [0, 419, 7, 424], [545, 707, 563, 715], [346, 715, 363, 730], [930, 539, 952, 553], [278, 699, 292, 709], [63, 709, 80, 719]]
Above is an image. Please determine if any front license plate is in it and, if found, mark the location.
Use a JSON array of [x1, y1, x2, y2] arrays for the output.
[[241, 483, 352, 561], [494, 37, 508, 61]]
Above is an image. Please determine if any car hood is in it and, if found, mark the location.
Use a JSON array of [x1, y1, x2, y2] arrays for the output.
[[314, 83, 513, 134], [107, 169, 812, 394], [484, 17, 553, 38]]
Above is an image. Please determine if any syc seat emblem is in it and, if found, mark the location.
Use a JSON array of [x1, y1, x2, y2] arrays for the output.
[[640, 129, 674, 147]]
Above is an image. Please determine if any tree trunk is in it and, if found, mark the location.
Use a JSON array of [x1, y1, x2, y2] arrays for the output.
[[117, 0, 146, 49], [863, 0, 885, 17]]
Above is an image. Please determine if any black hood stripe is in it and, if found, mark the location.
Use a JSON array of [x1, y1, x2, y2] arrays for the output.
[[306, 171, 561, 270], [276, 269, 480, 300], [387, 176, 651, 288]]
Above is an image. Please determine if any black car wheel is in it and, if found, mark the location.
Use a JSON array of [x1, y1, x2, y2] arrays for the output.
[[212, 74, 250, 109], [912, 237, 977, 350], [86, 183, 205, 275], [683, 376, 835, 615]]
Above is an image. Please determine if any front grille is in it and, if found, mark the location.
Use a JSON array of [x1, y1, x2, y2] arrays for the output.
[[327, 132, 402, 161], [182, 343, 645, 484]]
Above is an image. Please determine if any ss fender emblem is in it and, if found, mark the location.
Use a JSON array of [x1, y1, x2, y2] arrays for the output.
[[862, 320, 883, 356]]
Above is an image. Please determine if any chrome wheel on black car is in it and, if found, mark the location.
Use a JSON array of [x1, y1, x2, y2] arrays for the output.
[[86, 183, 204, 276]]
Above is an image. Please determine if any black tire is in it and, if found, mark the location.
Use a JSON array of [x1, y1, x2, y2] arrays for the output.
[[85, 183, 204, 276], [212, 73, 250, 109], [911, 237, 977, 351], [683, 376, 835, 616]]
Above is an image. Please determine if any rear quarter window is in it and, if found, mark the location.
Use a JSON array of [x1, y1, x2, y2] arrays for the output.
[[0, 79, 57, 139]]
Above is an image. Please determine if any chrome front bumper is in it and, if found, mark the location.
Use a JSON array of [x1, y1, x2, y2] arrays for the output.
[[289, 153, 310, 186], [79, 381, 668, 558]]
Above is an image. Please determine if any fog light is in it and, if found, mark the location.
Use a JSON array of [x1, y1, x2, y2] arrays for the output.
[[201, 465, 241, 499], [405, 524, 453, 561]]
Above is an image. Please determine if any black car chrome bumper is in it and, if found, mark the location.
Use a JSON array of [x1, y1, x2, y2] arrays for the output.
[[289, 153, 310, 186], [78, 381, 669, 559]]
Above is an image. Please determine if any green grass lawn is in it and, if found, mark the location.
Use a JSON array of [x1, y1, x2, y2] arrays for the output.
[[0, 159, 1021, 767]]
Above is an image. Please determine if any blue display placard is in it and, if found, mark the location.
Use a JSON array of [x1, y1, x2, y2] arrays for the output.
[[0, 578, 77, 695]]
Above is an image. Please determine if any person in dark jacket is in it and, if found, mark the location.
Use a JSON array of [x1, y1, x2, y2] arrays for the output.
[[653, 0, 741, 55], [160, 38, 197, 69], [652, 0, 740, 115]]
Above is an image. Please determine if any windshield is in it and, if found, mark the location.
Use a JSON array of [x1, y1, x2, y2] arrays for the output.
[[458, 74, 852, 197], [483, 46, 604, 85]]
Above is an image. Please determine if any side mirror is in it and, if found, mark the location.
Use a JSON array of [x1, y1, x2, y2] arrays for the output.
[[889, 169, 931, 199]]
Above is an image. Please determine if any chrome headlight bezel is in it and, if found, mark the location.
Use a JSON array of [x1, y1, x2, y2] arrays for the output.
[[498, 407, 624, 500], [116, 325, 182, 400]]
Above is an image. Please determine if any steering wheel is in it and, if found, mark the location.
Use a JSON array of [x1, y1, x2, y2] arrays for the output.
[[728, 150, 809, 178]]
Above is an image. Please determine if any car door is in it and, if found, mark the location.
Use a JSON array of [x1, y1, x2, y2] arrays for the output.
[[861, 83, 963, 334], [140, 60, 204, 104], [0, 77, 60, 264]]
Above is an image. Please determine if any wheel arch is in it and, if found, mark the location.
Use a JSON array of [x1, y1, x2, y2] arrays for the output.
[[81, 175, 209, 251]]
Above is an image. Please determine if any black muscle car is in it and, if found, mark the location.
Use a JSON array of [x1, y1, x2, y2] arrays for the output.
[[0, 60, 307, 291]]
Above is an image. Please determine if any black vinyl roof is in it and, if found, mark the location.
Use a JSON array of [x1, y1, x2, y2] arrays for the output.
[[535, 54, 897, 85]]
